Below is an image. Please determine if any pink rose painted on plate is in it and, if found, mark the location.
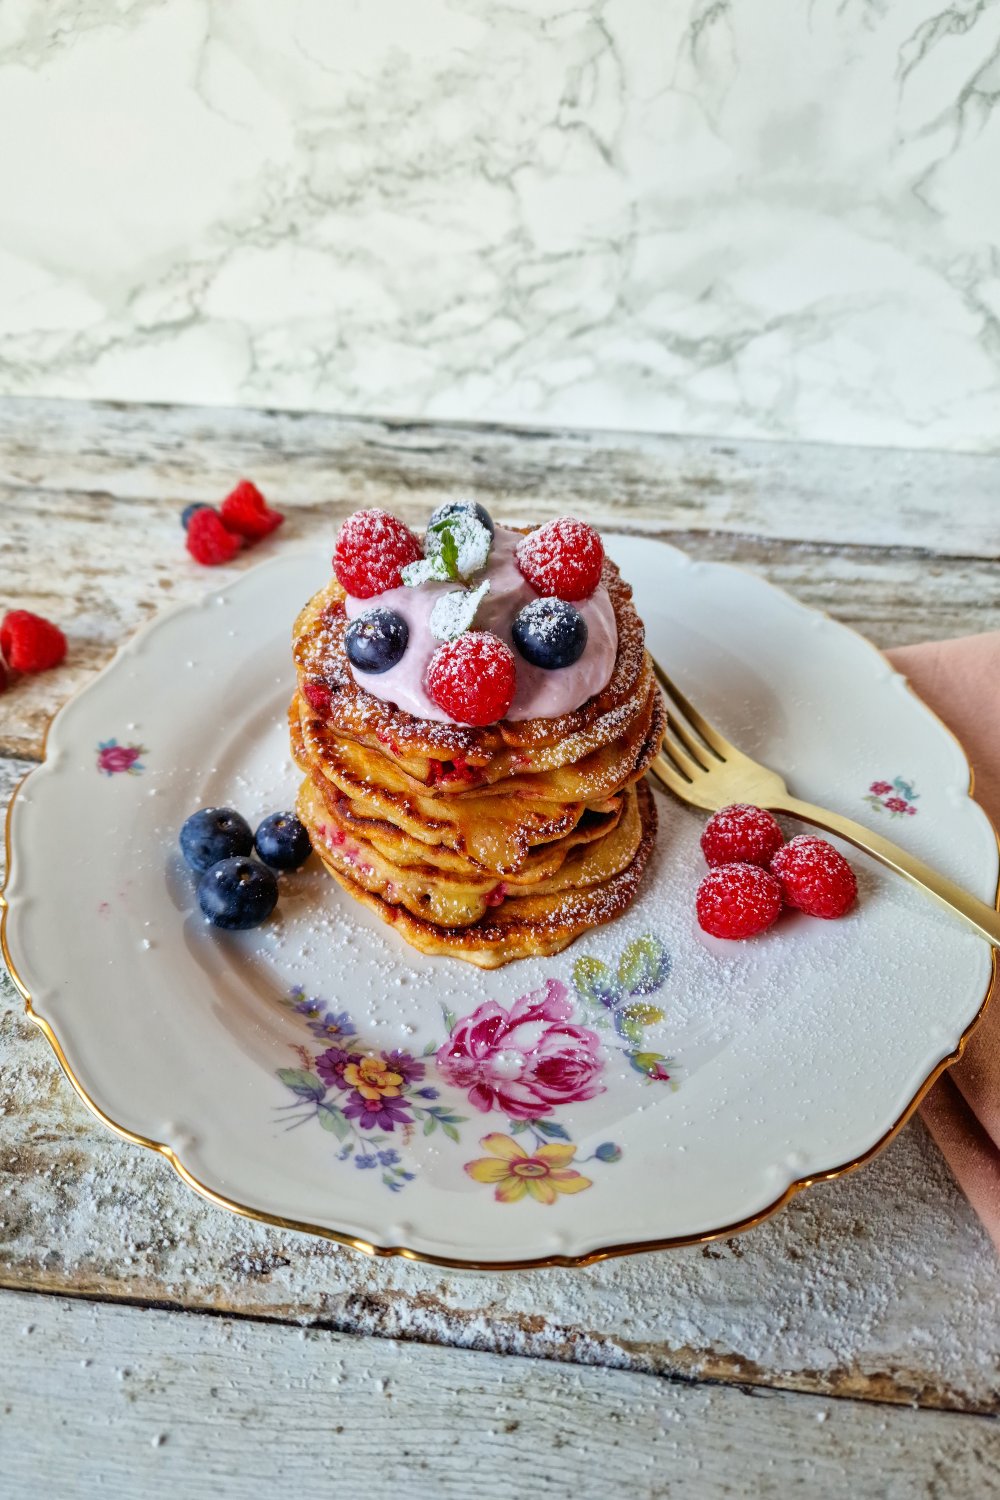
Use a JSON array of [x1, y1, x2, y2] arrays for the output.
[[435, 978, 605, 1119], [97, 739, 146, 776]]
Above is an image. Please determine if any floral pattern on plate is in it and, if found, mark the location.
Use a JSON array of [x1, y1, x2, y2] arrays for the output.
[[864, 776, 919, 818], [96, 739, 146, 776], [275, 935, 674, 1200]]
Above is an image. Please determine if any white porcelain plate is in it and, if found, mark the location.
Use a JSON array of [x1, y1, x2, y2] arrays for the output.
[[3, 539, 996, 1267]]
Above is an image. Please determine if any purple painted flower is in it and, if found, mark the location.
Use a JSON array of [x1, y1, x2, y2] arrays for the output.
[[290, 992, 323, 1022], [384, 1050, 425, 1086], [316, 1046, 362, 1089], [289, 991, 357, 1043], [343, 1091, 413, 1132], [869, 780, 893, 796], [355, 1153, 378, 1169], [309, 1010, 356, 1042]]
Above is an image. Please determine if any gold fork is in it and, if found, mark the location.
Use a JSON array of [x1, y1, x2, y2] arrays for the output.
[[647, 655, 1000, 947]]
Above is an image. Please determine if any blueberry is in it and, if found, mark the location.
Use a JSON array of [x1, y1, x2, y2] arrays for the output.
[[181, 502, 211, 530], [345, 608, 409, 674], [255, 811, 312, 870], [428, 499, 495, 539], [197, 857, 279, 930], [180, 807, 254, 873], [512, 596, 588, 670]]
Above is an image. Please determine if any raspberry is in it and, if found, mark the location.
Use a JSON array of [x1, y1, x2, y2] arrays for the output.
[[333, 509, 422, 599], [186, 507, 242, 566], [696, 863, 783, 940], [426, 632, 517, 726], [302, 680, 332, 715], [0, 610, 67, 673], [220, 480, 284, 541], [701, 804, 784, 869], [771, 835, 857, 919], [516, 517, 604, 601]]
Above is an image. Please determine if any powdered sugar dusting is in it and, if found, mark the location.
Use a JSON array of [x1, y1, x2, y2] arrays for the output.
[[429, 579, 490, 643]]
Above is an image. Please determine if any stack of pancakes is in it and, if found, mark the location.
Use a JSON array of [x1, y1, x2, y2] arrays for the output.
[[290, 553, 664, 968]]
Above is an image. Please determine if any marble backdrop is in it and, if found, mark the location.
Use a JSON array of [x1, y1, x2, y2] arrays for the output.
[[0, 0, 997, 449]]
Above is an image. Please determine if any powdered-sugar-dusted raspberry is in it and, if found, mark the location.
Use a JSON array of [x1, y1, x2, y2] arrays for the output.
[[302, 680, 333, 715], [220, 479, 284, 541], [0, 610, 67, 673], [771, 835, 857, 919], [516, 517, 604, 601], [425, 631, 517, 726], [186, 507, 242, 565], [701, 804, 784, 869], [696, 863, 783, 940], [333, 509, 422, 598]]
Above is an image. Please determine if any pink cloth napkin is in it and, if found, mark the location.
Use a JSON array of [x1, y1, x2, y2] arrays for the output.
[[887, 634, 1000, 1250]]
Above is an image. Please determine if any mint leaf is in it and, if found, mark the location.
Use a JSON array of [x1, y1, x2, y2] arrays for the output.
[[402, 555, 451, 588], [438, 525, 460, 579], [429, 579, 491, 641]]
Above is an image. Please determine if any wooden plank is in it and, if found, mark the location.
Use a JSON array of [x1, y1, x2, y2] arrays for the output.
[[1, 398, 998, 558], [0, 1289, 996, 1500], [0, 747, 996, 1418]]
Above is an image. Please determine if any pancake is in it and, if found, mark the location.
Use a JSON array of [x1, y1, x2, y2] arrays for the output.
[[290, 684, 664, 873], [299, 778, 647, 929], [303, 779, 658, 969], [290, 525, 665, 965]]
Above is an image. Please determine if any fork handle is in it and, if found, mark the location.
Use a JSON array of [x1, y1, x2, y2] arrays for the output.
[[773, 797, 1000, 948]]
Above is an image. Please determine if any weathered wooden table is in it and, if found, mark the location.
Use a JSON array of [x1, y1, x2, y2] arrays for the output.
[[1, 399, 998, 1497]]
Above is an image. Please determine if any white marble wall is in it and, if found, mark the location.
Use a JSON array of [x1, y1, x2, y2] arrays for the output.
[[0, 0, 997, 449]]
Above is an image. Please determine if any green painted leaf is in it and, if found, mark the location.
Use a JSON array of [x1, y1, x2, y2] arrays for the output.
[[442, 1008, 458, 1035], [617, 1003, 664, 1029], [618, 935, 671, 997], [316, 1103, 350, 1139], [276, 1068, 326, 1101], [509, 1119, 529, 1134], [572, 955, 618, 1008], [423, 1116, 437, 1136], [630, 1050, 671, 1080], [441, 1122, 460, 1143], [533, 1118, 571, 1141], [616, 1018, 643, 1047]]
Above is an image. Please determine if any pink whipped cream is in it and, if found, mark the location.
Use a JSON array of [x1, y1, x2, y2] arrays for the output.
[[343, 526, 618, 723]]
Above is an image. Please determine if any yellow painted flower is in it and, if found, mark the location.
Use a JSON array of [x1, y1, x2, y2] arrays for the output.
[[464, 1133, 592, 1205], [342, 1055, 403, 1101]]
